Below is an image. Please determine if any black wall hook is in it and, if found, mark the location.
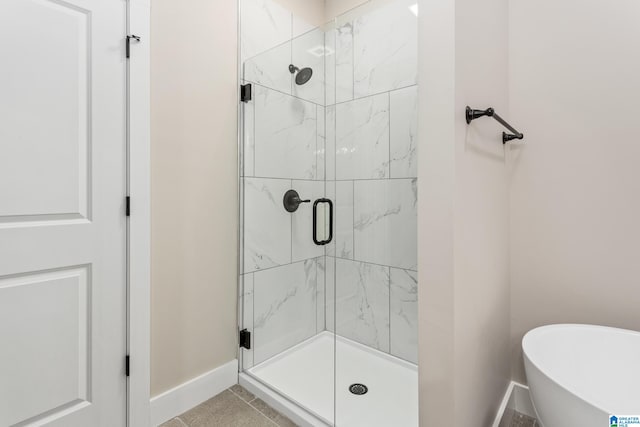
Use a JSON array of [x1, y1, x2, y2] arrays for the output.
[[466, 106, 524, 144]]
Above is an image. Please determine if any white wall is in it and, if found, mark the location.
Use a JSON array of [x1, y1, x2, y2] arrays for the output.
[[151, 0, 239, 396], [417, 0, 456, 419], [419, 0, 511, 423], [509, 0, 640, 383], [453, 0, 511, 423]]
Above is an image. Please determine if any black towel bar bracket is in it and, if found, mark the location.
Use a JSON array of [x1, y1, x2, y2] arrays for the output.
[[466, 106, 524, 144]]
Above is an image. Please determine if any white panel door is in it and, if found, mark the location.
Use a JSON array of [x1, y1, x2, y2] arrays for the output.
[[0, 0, 127, 426]]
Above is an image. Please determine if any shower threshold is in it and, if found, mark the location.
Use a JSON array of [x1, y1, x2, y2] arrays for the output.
[[240, 331, 418, 427]]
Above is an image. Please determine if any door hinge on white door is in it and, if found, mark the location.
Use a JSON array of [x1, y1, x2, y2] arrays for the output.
[[125, 196, 131, 217], [126, 35, 141, 59], [125, 355, 130, 377]]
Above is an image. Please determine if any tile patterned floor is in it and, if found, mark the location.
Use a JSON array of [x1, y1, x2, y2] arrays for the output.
[[508, 411, 538, 427], [160, 385, 537, 427], [159, 385, 297, 427]]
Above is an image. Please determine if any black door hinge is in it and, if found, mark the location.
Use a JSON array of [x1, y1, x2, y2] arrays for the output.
[[240, 84, 252, 103], [126, 35, 141, 59], [239, 329, 251, 349], [125, 196, 131, 217], [125, 355, 130, 377]]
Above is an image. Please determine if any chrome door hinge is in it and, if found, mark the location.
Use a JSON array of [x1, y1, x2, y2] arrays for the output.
[[126, 35, 141, 59]]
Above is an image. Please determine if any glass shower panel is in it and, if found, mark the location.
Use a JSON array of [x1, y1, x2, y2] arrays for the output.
[[238, 1, 336, 424], [239, 0, 418, 424], [331, 1, 419, 425]]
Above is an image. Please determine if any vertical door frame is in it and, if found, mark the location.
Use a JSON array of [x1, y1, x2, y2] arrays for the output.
[[127, 0, 151, 425]]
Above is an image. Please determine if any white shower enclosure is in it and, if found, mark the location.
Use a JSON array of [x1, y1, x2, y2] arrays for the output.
[[238, 0, 418, 425]]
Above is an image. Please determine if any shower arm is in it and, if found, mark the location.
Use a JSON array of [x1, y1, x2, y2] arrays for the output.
[[465, 106, 524, 144]]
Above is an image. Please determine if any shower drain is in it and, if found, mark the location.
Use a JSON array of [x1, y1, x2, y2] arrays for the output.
[[349, 383, 368, 395]]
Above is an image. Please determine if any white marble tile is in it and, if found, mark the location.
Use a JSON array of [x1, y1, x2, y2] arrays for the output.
[[255, 86, 318, 180], [243, 178, 292, 273], [316, 106, 326, 181], [292, 28, 325, 105], [324, 29, 337, 106], [241, 0, 292, 62], [390, 85, 418, 178], [353, 0, 418, 97], [353, 179, 417, 270], [324, 181, 353, 259], [334, 181, 354, 259], [291, 180, 326, 262], [335, 23, 355, 103], [316, 256, 326, 333], [244, 41, 293, 95], [293, 15, 315, 39], [325, 105, 336, 180], [241, 273, 255, 370], [317, 105, 326, 139], [335, 93, 390, 180], [253, 259, 318, 363], [334, 23, 354, 99], [242, 93, 255, 177], [335, 258, 390, 352], [325, 182, 336, 257], [390, 268, 417, 364], [325, 257, 335, 332]]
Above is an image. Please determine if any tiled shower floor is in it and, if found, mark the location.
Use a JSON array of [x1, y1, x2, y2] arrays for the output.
[[246, 332, 418, 426]]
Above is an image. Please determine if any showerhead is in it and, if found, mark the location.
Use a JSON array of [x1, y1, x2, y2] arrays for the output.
[[289, 64, 313, 85]]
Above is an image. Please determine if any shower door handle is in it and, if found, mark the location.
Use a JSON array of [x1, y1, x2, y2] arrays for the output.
[[313, 198, 333, 246]]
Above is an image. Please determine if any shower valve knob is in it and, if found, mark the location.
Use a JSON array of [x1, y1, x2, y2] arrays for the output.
[[283, 189, 310, 213]]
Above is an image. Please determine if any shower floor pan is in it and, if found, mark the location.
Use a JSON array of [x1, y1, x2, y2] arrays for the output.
[[240, 331, 418, 427]]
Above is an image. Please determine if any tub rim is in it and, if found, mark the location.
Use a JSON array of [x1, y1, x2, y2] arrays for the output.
[[522, 323, 640, 415]]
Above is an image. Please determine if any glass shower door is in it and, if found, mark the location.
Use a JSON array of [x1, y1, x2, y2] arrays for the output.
[[329, 1, 419, 425], [238, 2, 336, 424], [238, 0, 418, 424]]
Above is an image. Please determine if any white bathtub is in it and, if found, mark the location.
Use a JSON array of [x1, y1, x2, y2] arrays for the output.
[[523, 324, 640, 427]]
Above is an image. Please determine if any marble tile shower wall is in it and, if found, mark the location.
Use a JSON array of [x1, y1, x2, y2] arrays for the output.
[[325, 0, 418, 365], [240, 0, 419, 369], [240, 0, 328, 370], [240, 97, 326, 369]]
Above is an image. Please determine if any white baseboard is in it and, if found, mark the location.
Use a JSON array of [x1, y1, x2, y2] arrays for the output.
[[150, 359, 238, 426], [492, 381, 536, 427], [509, 382, 536, 418]]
